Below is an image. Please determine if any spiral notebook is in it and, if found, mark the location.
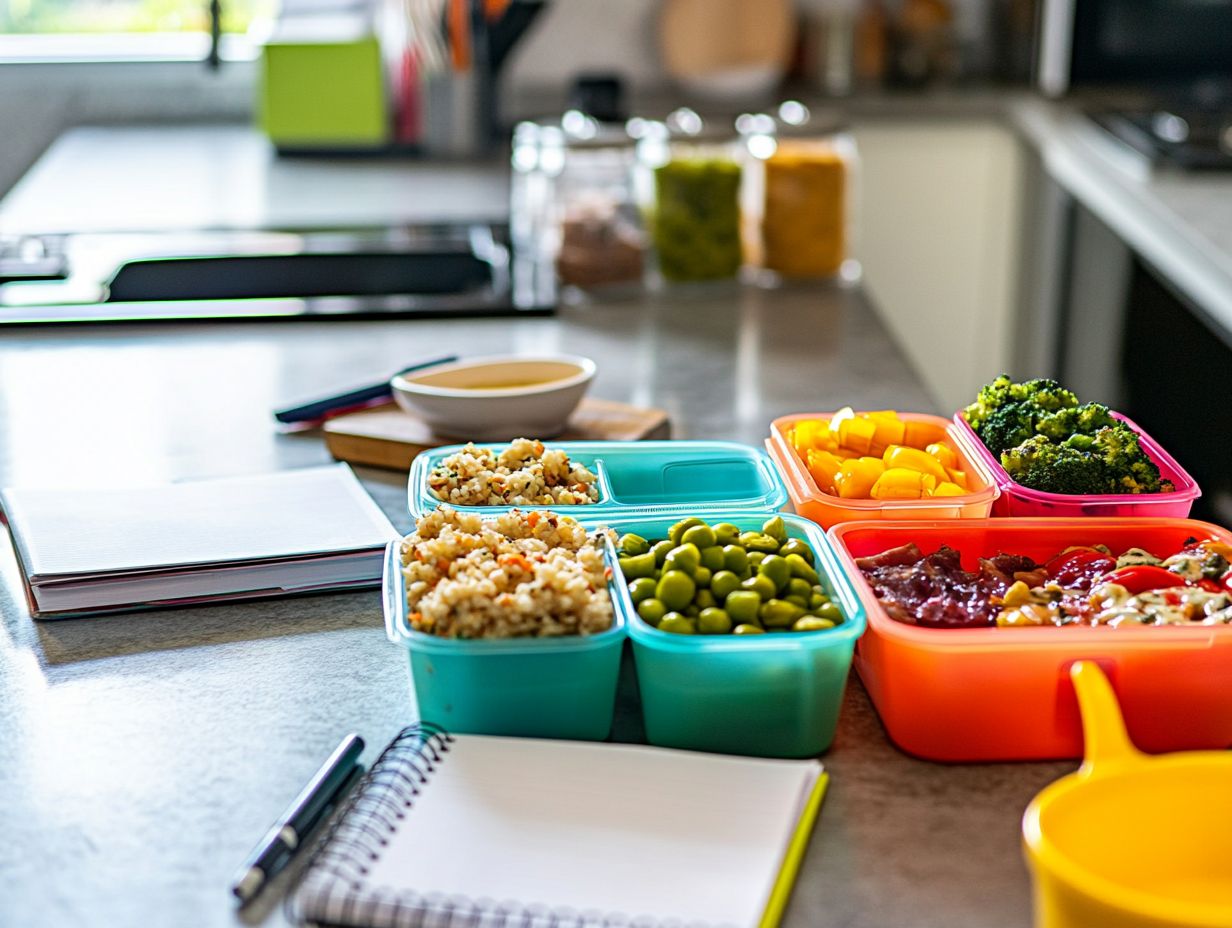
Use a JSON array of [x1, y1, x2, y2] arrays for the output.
[[291, 726, 828, 928]]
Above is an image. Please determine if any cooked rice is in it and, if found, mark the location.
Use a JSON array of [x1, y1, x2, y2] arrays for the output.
[[427, 438, 600, 506], [399, 506, 613, 639]]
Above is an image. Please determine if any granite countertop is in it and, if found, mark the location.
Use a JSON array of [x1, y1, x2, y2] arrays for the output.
[[0, 287, 1071, 928]]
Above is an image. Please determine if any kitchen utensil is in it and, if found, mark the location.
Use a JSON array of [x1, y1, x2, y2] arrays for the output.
[[1023, 661, 1232, 928]]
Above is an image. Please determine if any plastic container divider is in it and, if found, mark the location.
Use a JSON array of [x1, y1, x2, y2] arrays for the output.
[[609, 511, 867, 758], [766, 411, 999, 529], [829, 517, 1232, 762], [383, 541, 626, 741], [408, 440, 788, 519], [951, 411, 1199, 519]]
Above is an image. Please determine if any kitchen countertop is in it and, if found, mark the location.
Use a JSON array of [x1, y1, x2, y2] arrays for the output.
[[3, 95, 1232, 337], [0, 288, 1071, 928]]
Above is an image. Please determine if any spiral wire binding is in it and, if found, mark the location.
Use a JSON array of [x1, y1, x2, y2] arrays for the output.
[[285, 724, 688, 928]]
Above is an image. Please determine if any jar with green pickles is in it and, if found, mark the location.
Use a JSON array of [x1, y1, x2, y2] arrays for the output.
[[650, 133, 743, 283]]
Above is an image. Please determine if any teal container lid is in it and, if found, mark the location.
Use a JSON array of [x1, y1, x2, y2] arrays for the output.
[[407, 440, 788, 520]]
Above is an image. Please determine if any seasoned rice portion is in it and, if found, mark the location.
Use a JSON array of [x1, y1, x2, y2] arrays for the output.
[[400, 506, 613, 639], [427, 438, 600, 506]]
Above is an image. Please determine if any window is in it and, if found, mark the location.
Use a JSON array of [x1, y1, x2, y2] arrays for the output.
[[1, 0, 274, 36]]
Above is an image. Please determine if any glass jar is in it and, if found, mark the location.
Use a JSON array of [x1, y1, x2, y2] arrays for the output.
[[743, 106, 857, 279], [552, 124, 647, 291], [643, 114, 743, 284]]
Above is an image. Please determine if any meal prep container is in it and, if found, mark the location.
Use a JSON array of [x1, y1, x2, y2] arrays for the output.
[[952, 411, 1200, 519], [830, 518, 1232, 762], [1023, 662, 1232, 928], [609, 511, 867, 759], [382, 541, 626, 741], [766, 412, 998, 529], [408, 440, 788, 519]]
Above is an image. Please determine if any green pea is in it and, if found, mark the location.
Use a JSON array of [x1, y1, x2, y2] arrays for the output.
[[659, 614, 697, 635], [722, 545, 749, 575], [669, 518, 706, 546], [664, 543, 701, 576], [618, 552, 657, 580], [637, 598, 667, 627], [681, 524, 717, 549], [809, 592, 829, 611], [779, 538, 815, 565], [794, 616, 835, 632], [700, 545, 726, 572], [785, 595, 808, 609], [762, 515, 788, 544], [695, 589, 717, 610], [816, 602, 842, 623], [693, 566, 712, 588], [684, 604, 699, 618], [748, 551, 767, 568], [651, 540, 675, 565], [784, 553, 820, 585], [618, 533, 650, 557], [710, 570, 741, 601], [741, 574, 777, 601], [714, 522, 742, 545], [760, 598, 805, 628], [725, 591, 762, 623], [656, 571, 696, 611], [698, 607, 733, 635], [758, 554, 792, 593], [628, 577, 657, 605], [740, 531, 781, 553], [788, 578, 813, 600], [732, 624, 765, 635]]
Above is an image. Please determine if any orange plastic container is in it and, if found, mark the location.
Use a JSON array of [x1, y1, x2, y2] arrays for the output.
[[767, 412, 998, 529], [829, 518, 1232, 762]]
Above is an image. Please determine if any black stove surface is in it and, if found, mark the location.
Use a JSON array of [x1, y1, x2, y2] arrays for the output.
[[1090, 105, 1232, 170]]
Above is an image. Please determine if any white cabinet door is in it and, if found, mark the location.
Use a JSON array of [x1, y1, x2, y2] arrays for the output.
[[851, 121, 1025, 414]]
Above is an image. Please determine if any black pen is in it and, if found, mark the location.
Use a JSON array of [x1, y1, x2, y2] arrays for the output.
[[272, 355, 458, 424], [231, 733, 365, 904]]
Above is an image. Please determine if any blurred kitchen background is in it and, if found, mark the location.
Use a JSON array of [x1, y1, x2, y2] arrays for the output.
[[1, 0, 1230, 518]]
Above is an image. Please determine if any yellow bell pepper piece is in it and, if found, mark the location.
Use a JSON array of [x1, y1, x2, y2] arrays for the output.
[[806, 449, 844, 494], [903, 420, 943, 448], [869, 416, 906, 456], [930, 481, 966, 497], [836, 417, 877, 455], [946, 468, 968, 489], [882, 445, 949, 482], [870, 468, 937, 500], [828, 407, 855, 437], [833, 457, 885, 499], [925, 442, 958, 470], [791, 419, 832, 454]]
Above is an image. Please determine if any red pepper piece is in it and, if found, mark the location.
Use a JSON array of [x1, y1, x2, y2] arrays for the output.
[[1046, 549, 1117, 589], [1221, 571, 1232, 596], [1104, 564, 1187, 595]]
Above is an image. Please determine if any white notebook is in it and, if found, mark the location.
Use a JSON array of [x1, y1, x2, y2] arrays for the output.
[[0, 463, 398, 618], [292, 728, 828, 928]]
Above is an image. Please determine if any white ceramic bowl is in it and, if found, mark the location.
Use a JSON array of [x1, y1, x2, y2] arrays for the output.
[[390, 355, 596, 441]]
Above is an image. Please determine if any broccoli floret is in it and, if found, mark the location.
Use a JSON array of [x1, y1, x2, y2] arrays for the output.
[[962, 374, 1023, 433], [1036, 403, 1117, 442], [963, 375, 1078, 435], [979, 401, 1040, 457], [1001, 437, 1113, 495], [1090, 424, 1172, 494]]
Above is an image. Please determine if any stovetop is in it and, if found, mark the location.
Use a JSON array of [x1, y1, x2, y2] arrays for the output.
[[1090, 105, 1232, 171]]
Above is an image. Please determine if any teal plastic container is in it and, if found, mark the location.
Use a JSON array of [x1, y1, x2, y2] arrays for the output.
[[407, 440, 788, 519], [609, 512, 867, 758], [382, 542, 625, 740]]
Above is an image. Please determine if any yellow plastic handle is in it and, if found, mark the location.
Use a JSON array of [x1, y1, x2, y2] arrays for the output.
[[1071, 661, 1141, 776]]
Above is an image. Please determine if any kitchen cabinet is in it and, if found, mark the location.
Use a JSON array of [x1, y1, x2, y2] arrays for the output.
[[851, 119, 1026, 413]]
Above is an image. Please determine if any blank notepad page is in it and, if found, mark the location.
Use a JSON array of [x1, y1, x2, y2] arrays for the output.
[[361, 735, 822, 926]]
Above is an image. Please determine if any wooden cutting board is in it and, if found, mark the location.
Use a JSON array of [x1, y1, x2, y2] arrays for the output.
[[322, 398, 671, 472]]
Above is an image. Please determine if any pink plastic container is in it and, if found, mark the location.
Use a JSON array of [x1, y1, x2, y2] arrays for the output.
[[952, 412, 1200, 519]]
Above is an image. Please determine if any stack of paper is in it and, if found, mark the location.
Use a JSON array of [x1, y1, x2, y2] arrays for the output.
[[0, 463, 398, 618]]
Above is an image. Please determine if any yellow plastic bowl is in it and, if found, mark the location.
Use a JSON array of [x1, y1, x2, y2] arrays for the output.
[[1023, 662, 1232, 928]]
